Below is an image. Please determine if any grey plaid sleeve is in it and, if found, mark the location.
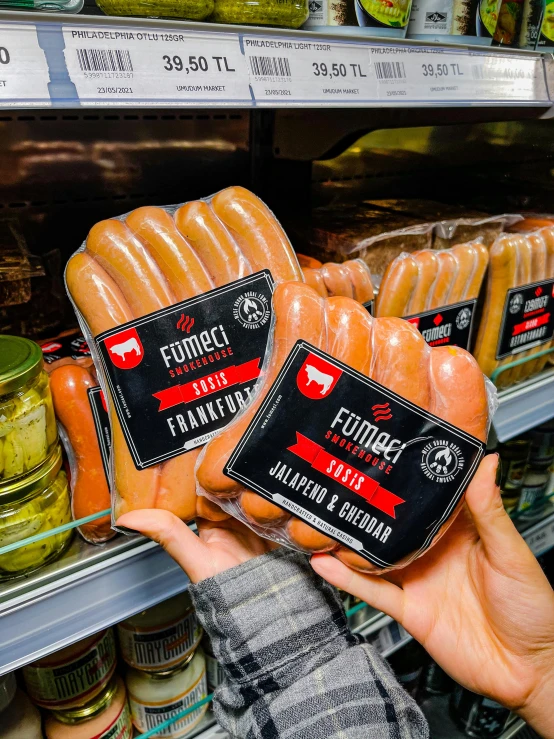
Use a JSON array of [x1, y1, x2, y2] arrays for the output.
[[189, 548, 429, 739]]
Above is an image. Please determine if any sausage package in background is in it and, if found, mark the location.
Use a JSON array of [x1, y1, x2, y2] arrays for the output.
[[64, 187, 303, 529], [196, 283, 497, 574], [473, 228, 554, 388], [374, 241, 489, 351], [301, 259, 375, 312]]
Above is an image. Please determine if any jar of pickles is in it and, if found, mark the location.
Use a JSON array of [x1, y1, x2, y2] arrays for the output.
[[210, 0, 308, 27], [0, 445, 72, 579], [0, 335, 57, 483]]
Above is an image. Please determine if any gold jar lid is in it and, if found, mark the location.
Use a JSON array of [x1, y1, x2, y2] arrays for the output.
[[0, 444, 62, 504], [137, 649, 196, 680], [0, 335, 43, 395], [50, 675, 119, 724]]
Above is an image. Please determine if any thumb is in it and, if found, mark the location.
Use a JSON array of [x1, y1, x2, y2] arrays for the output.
[[116, 509, 207, 583], [464, 454, 534, 570]]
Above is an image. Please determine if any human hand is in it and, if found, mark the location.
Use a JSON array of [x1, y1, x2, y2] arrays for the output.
[[311, 454, 554, 736], [116, 508, 279, 584]]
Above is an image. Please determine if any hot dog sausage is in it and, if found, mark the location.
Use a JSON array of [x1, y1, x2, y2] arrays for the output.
[[327, 296, 373, 375], [297, 253, 322, 268], [473, 234, 520, 380], [85, 219, 175, 316], [534, 226, 554, 372], [287, 518, 337, 552], [515, 232, 547, 381], [343, 260, 374, 304], [241, 491, 290, 526], [126, 207, 213, 301], [302, 267, 328, 298], [66, 254, 159, 514], [155, 449, 200, 522], [427, 251, 457, 310], [448, 243, 478, 305], [429, 346, 489, 442], [211, 186, 302, 283], [374, 254, 418, 318], [320, 262, 354, 299], [370, 317, 430, 409], [196, 282, 326, 498], [406, 250, 438, 315], [175, 200, 250, 287], [465, 242, 489, 301], [50, 365, 114, 544], [196, 495, 230, 522]]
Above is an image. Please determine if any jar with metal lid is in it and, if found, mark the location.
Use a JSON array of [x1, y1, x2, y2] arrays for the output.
[[44, 675, 133, 739], [0, 335, 57, 483], [517, 469, 549, 521], [0, 672, 43, 739], [210, 0, 308, 28], [117, 591, 202, 673], [497, 439, 530, 512], [0, 444, 72, 579], [126, 649, 208, 737], [528, 421, 554, 472], [23, 628, 117, 710]]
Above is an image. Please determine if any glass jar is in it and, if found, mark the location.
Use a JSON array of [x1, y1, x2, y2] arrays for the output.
[[202, 634, 225, 693], [117, 592, 202, 673], [497, 439, 530, 512], [210, 0, 308, 28], [44, 676, 133, 739], [517, 469, 549, 521], [0, 673, 43, 739], [23, 629, 117, 710], [94, 0, 213, 19], [126, 649, 208, 737], [0, 444, 72, 579], [0, 335, 57, 483]]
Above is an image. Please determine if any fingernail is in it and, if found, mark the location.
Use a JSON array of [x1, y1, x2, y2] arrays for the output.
[[495, 453, 502, 488]]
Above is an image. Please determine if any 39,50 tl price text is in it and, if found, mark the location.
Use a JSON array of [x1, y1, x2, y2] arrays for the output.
[[0, 47, 9, 65], [421, 62, 463, 78], [312, 61, 367, 79], [162, 55, 236, 74]]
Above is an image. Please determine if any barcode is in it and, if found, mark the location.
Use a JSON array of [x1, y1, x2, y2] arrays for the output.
[[249, 55, 291, 77], [374, 61, 407, 80], [471, 63, 530, 81], [76, 48, 134, 73]]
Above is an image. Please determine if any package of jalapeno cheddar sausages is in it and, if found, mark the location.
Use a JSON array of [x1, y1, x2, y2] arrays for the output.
[[64, 187, 303, 528], [196, 283, 498, 574]]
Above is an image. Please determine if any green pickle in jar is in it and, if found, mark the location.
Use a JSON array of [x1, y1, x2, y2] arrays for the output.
[[95, 0, 213, 19], [0, 445, 72, 578], [211, 0, 308, 27], [0, 335, 57, 483]]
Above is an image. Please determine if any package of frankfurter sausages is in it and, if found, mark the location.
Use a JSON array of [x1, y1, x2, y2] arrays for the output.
[[195, 283, 498, 574], [301, 259, 375, 313], [64, 187, 303, 529], [473, 228, 554, 388], [374, 241, 489, 351]]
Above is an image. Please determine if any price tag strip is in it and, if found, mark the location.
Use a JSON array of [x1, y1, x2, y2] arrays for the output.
[[524, 510, 554, 558], [62, 26, 251, 106], [0, 24, 50, 105]]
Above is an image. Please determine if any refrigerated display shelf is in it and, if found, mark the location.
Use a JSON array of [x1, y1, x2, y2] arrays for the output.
[[0, 10, 552, 110], [493, 368, 554, 442], [421, 693, 526, 739]]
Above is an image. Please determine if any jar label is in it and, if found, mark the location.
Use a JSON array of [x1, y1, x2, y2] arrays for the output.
[[129, 668, 208, 737], [118, 609, 202, 671], [517, 482, 548, 512], [23, 630, 117, 708], [501, 458, 527, 491], [94, 701, 133, 739], [206, 653, 226, 692]]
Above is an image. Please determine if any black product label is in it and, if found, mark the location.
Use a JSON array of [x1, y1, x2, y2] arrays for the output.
[[405, 300, 477, 350], [95, 272, 274, 469], [496, 279, 554, 360], [41, 333, 90, 364], [87, 386, 112, 483], [363, 299, 374, 317], [225, 341, 485, 568]]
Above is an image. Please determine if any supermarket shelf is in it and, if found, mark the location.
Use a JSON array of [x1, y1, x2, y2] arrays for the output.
[[516, 503, 554, 558], [493, 369, 554, 442], [0, 534, 189, 676], [0, 10, 551, 110], [421, 694, 525, 739]]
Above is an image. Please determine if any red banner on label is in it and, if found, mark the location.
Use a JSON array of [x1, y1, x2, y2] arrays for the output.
[[287, 433, 404, 518], [153, 358, 262, 411], [512, 312, 550, 336]]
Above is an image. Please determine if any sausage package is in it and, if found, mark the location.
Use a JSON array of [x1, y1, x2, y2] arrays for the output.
[[301, 259, 374, 311], [473, 228, 554, 388], [64, 187, 303, 528], [39, 329, 93, 373], [375, 241, 489, 350], [195, 283, 498, 574]]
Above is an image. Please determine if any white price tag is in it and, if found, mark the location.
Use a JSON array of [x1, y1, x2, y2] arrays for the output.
[[244, 36, 377, 104], [0, 24, 50, 105], [370, 47, 548, 104], [63, 27, 250, 106], [525, 514, 554, 557]]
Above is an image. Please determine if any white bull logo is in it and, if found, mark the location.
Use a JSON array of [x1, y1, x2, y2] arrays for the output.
[[109, 337, 141, 362], [305, 364, 333, 395]]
